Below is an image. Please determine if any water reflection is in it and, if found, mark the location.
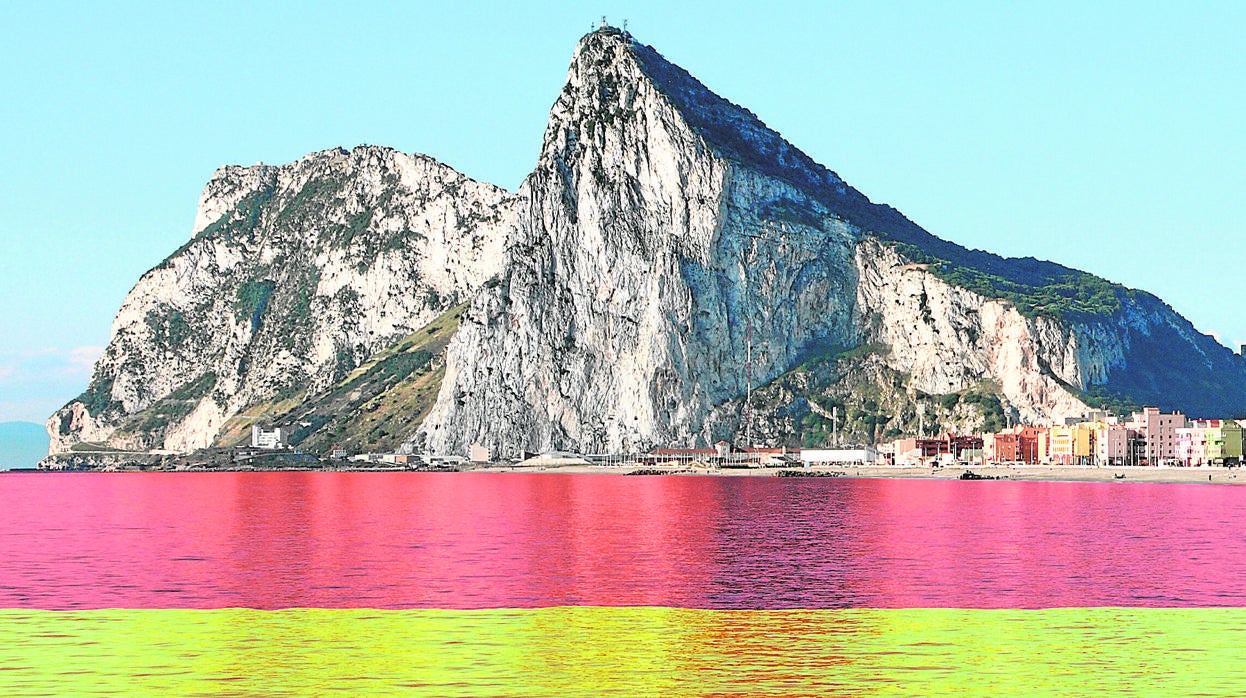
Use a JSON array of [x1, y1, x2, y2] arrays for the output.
[[3, 607, 1245, 696], [3, 473, 1246, 609]]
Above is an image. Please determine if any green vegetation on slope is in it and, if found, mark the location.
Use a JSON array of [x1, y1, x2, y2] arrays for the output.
[[736, 345, 1009, 447], [214, 303, 467, 454], [1078, 384, 1142, 418], [1089, 319, 1246, 418], [145, 309, 193, 349], [886, 241, 1125, 321], [115, 373, 219, 436], [156, 186, 276, 269], [77, 376, 121, 420], [234, 279, 276, 331]]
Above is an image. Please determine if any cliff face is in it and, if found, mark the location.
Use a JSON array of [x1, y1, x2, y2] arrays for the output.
[[853, 239, 1091, 426], [51, 28, 1246, 457], [49, 146, 517, 453], [413, 30, 1089, 455], [414, 31, 866, 456], [416, 29, 1246, 455]]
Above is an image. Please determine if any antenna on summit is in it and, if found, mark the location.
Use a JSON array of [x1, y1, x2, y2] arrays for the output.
[[600, 15, 607, 29]]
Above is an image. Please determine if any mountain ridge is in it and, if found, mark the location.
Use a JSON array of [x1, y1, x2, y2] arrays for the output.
[[46, 28, 1246, 459], [49, 144, 518, 454], [623, 30, 1137, 323]]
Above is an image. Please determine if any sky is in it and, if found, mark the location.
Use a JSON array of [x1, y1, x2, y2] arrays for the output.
[[1, 1, 1243, 424]]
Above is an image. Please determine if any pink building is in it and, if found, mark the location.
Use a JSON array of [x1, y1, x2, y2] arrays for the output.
[[1095, 423, 1138, 466], [1174, 427, 1207, 467], [1126, 407, 1187, 465], [983, 432, 1020, 463]]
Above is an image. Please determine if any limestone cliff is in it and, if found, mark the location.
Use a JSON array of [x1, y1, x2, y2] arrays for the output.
[[51, 28, 1246, 457], [49, 146, 517, 453], [415, 28, 1246, 455]]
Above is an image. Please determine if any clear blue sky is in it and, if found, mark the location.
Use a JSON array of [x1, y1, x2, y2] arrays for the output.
[[1, 1, 1243, 423]]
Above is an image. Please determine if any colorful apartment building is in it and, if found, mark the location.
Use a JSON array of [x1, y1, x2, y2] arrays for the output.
[[1175, 426, 1208, 466], [983, 426, 1044, 463], [1175, 420, 1243, 466], [879, 407, 1224, 468], [983, 432, 1020, 463], [1222, 421, 1246, 464], [1041, 423, 1096, 465], [1093, 423, 1138, 466], [1126, 407, 1187, 465]]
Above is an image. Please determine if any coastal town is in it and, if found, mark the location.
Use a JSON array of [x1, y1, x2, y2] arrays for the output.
[[883, 406, 1241, 468], [623, 406, 1243, 470], [37, 405, 1240, 477]]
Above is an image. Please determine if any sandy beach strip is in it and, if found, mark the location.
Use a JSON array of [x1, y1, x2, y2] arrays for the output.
[[466, 463, 1246, 484]]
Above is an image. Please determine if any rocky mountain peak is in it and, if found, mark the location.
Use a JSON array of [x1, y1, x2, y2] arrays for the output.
[[192, 162, 278, 238], [47, 29, 1246, 463], [557, 28, 848, 201], [48, 141, 519, 455]]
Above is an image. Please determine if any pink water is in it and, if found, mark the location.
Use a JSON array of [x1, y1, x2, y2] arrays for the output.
[[2, 472, 1243, 610]]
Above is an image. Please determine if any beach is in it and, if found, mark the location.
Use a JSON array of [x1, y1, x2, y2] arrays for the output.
[[468, 462, 1246, 484], [31, 452, 1245, 484]]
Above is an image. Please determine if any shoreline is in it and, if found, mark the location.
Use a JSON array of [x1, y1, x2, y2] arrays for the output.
[[463, 463, 1246, 484], [19, 462, 1245, 485]]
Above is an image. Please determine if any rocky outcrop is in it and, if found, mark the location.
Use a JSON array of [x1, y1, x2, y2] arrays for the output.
[[853, 239, 1090, 426], [413, 29, 1081, 455], [49, 146, 517, 453], [414, 28, 1246, 455], [415, 30, 866, 456], [52, 27, 1246, 457]]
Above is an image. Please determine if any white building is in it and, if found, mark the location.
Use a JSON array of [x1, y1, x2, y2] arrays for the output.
[[251, 425, 288, 450], [799, 447, 878, 465], [469, 442, 491, 463]]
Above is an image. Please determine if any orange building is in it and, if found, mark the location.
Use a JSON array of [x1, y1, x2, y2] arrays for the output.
[[983, 426, 1044, 464], [984, 432, 1020, 463]]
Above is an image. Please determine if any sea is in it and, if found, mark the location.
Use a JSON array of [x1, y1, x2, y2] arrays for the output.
[[2, 471, 1246, 696]]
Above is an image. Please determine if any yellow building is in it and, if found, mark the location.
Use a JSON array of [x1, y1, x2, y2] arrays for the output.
[[1044, 423, 1096, 465]]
